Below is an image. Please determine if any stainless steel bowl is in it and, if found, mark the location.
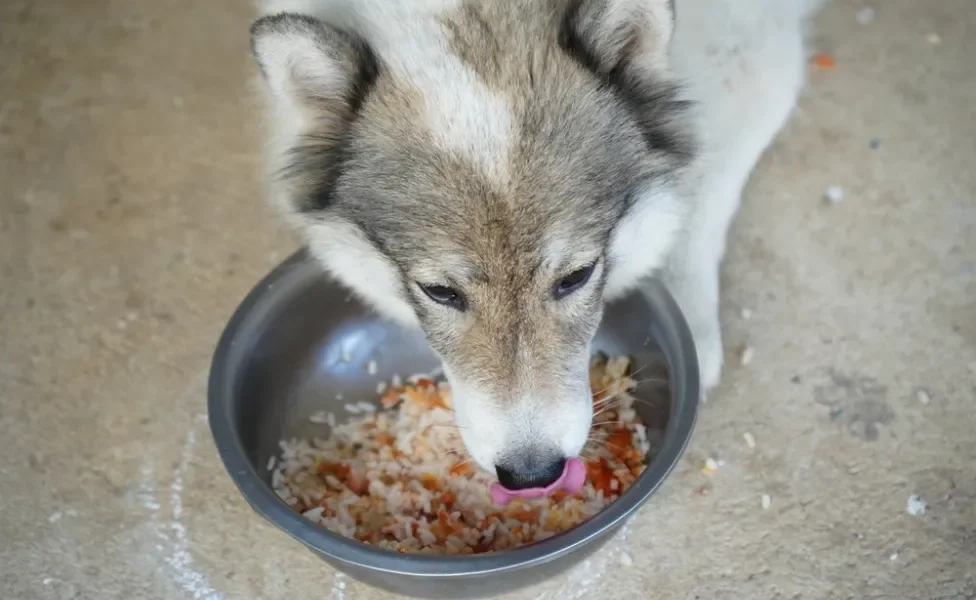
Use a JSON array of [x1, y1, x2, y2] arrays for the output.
[[208, 249, 699, 598]]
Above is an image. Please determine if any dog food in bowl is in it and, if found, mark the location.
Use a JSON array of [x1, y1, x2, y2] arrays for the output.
[[270, 354, 666, 555]]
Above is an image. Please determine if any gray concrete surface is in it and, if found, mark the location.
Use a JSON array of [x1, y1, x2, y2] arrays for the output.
[[1, 0, 974, 598]]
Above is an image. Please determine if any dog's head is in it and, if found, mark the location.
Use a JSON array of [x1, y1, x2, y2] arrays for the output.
[[251, 0, 693, 489]]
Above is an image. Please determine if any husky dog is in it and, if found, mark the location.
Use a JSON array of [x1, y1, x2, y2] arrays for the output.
[[250, 0, 822, 489]]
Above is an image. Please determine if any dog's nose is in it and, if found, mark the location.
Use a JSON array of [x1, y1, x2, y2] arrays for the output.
[[495, 456, 567, 490]]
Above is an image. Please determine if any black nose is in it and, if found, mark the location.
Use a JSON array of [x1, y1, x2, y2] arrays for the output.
[[495, 456, 567, 490]]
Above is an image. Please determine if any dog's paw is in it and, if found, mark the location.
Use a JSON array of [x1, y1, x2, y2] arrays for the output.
[[658, 265, 725, 397], [691, 317, 724, 395]]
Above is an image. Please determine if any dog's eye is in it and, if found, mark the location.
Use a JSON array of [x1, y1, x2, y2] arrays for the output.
[[554, 263, 596, 299], [418, 283, 467, 311]]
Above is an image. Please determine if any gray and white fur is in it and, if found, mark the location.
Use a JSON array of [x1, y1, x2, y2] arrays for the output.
[[249, 0, 823, 488]]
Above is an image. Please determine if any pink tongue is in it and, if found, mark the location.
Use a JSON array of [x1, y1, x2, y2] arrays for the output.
[[489, 457, 587, 506]]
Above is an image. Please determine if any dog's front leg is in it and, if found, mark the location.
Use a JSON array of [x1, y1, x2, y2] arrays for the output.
[[661, 0, 818, 396], [661, 172, 743, 395]]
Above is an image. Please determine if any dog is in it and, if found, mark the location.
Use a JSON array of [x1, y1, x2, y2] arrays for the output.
[[249, 0, 822, 490]]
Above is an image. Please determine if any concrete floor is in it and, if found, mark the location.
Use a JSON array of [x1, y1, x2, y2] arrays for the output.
[[2, 0, 974, 598]]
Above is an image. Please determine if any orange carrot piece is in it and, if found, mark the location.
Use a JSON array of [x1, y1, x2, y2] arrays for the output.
[[421, 473, 441, 490], [606, 428, 633, 454], [317, 462, 351, 480], [586, 458, 614, 496], [346, 470, 369, 495], [380, 386, 405, 408], [449, 461, 473, 477], [811, 51, 836, 69]]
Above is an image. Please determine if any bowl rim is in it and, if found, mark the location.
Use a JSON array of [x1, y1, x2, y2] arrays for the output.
[[208, 248, 699, 577]]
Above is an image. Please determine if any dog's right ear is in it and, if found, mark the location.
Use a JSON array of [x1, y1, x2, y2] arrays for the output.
[[251, 14, 379, 213], [251, 13, 377, 115]]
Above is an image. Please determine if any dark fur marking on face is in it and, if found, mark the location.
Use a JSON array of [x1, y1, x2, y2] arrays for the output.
[[436, 0, 687, 235], [302, 39, 380, 213], [440, 5, 505, 82], [558, 0, 695, 163]]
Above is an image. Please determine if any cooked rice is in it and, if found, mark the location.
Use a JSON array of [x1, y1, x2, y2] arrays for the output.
[[271, 354, 662, 555]]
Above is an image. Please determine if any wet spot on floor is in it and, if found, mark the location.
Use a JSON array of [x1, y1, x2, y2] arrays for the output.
[[124, 291, 145, 310], [814, 369, 895, 441]]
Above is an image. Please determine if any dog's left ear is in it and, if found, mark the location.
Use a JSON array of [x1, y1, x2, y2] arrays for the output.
[[561, 0, 674, 76]]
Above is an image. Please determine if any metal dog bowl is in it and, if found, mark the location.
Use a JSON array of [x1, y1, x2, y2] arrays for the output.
[[208, 249, 699, 598]]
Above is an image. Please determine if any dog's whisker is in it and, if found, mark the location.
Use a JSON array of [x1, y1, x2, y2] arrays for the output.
[[625, 395, 669, 410], [589, 361, 668, 400], [593, 395, 620, 408], [583, 445, 614, 462], [627, 376, 670, 386], [591, 401, 619, 414]]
